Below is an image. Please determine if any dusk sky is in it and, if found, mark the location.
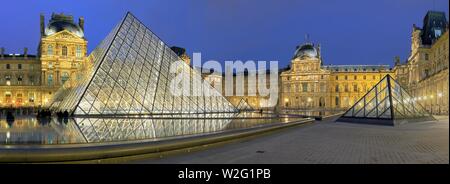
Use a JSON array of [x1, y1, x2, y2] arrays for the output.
[[0, 0, 448, 68]]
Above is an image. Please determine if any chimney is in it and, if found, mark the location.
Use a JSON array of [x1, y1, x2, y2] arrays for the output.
[[79, 17, 84, 31], [40, 13, 45, 36], [0, 47, 4, 59], [24, 47, 28, 58], [394, 56, 400, 66], [317, 44, 321, 58]]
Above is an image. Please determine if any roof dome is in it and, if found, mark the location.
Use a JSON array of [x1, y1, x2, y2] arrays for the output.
[[293, 43, 318, 59], [44, 14, 84, 37]]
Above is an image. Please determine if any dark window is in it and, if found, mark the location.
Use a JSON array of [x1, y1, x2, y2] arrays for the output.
[[18, 64, 22, 69], [6, 64, 10, 69], [62, 46, 68, 56], [354, 75, 357, 80]]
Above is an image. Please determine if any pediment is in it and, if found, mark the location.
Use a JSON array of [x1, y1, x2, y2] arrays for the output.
[[45, 30, 83, 40]]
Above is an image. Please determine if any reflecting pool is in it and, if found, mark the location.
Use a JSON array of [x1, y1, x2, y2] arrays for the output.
[[0, 113, 304, 145]]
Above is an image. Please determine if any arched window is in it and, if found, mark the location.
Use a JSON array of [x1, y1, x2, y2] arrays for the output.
[[61, 72, 69, 84], [76, 45, 82, 57], [48, 74, 53, 86], [47, 45, 53, 55], [62, 46, 68, 56]]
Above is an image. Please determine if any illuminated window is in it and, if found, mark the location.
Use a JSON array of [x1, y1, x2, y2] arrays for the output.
[[48, 74, 54, 86], [302, 83, 308, 92], [76, 45, 82, 58], [47, 45, 53, 55], [5, 75, 11, 86], [28, 92, 35, 103]]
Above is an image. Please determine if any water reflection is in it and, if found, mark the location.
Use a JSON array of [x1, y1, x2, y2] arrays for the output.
[[0, 113, 301, 145], [0, 117, 86, 145]]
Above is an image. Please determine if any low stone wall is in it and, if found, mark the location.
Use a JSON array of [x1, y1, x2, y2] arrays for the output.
[[0, 119, 313, 163]]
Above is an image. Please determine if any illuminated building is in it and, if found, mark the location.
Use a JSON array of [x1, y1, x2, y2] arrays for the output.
[[48, 13, 236, 115], [0, 13, 88, 109], [280, 42, 394, 112], [394, 11, 449, 115]]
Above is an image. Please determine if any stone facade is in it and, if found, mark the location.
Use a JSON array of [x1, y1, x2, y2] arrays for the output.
[[280, 43, 394, 112], [394, 11, 449, 115], [0, 13, 88, 108]]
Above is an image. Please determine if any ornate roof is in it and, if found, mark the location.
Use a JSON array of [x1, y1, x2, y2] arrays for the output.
[[44, 13, 84, 38], [293, 43, 318, 59]]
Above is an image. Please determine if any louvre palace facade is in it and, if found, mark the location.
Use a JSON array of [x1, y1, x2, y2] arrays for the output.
[[0, 11, 448, 115]]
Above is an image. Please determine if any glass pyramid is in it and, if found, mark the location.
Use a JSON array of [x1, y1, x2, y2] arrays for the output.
[[48, 12, 237, 116], [236, 98, 254, 111], [337, 75, 435, 125]]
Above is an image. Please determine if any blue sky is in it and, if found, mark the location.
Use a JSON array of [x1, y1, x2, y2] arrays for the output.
[[0, 0, 448, 68]]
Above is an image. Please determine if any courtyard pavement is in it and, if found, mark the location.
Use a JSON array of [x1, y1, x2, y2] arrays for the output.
[[131, 116, 449, 164]]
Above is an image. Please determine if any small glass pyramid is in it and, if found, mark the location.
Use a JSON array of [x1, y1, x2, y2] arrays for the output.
[[337, 75, 435, 125], [48, 12, 237, 116], [236, 98, 254, 111]]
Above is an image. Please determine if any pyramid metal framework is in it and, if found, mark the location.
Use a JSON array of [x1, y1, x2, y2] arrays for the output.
[[76, 117, 232, 143], [48, 12, 237, 116], [236, 98, 254, 111], [336, 75, 435, 125]]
